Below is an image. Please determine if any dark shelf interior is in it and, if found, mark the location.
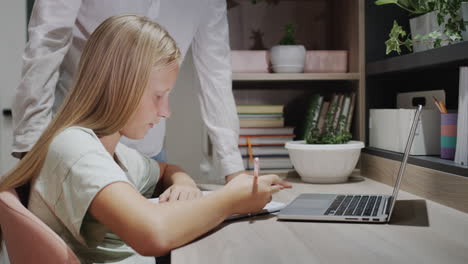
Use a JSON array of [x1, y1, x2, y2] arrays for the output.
[[364, 2, 466, 175], [363, 147, 468, 177]]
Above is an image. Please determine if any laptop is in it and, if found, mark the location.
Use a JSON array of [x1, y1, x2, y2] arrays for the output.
[[278, 105, 423, 223]]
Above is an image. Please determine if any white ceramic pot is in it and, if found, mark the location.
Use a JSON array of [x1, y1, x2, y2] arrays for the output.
[[285, 140, 364, 183], [461, 2, 468, 41], [269, 45, 306, 73], [409, 11, 450, 52]]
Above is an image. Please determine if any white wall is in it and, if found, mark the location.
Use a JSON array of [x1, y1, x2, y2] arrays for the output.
[[0, 4, 25, 263], [0, 1, 26, 175]]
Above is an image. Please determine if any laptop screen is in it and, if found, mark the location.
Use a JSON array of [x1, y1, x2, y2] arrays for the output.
[[386, 105, 423, 221]]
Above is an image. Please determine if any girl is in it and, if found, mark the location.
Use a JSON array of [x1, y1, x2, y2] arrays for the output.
[[0, 15, 291, 263]]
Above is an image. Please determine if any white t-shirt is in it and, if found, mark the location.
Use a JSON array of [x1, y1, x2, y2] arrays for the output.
[[29, 126, 160, 264]]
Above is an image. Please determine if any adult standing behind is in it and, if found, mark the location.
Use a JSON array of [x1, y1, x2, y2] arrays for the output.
[[12, 0, 244, 191]]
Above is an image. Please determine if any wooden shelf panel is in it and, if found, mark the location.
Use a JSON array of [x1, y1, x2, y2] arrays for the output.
[[362, 147, 468, 177], [367, 41, 468, 76], [232, 73, 361, 81]]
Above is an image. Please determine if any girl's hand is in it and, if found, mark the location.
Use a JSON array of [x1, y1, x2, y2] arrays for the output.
[[159, 184, 203, 203], [223, 173, 292, 215]]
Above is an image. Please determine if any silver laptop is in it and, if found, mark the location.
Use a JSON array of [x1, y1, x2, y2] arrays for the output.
[[278, 105, 423, 223]]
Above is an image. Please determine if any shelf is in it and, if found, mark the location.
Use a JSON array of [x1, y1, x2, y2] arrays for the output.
[[363, 147, 468, 177], [232, 73, 360, 81], [367, 41, 468, 76]]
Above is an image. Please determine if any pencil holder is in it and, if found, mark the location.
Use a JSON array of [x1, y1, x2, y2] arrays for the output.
[[440, 113, 458, 160]]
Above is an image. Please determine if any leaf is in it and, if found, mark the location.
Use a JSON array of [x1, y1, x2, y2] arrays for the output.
[[374, 0, 398, 5]]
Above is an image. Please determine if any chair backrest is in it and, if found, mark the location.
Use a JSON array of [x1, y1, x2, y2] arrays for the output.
[[0, 189, 80, 264]]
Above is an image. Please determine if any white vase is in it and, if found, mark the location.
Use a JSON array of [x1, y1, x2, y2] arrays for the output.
[[461, 2, 468, 41], [269, 45, 306, 73], [409, 11, 450, 52]]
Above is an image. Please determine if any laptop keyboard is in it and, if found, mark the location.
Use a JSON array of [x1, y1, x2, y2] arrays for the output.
[[324, 195, 382, 217]]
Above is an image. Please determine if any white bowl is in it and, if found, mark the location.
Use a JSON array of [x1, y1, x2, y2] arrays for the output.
[[285, 140, 364, 183]]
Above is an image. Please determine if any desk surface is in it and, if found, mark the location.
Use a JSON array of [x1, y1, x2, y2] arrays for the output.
[[171, 173, 468, 264]]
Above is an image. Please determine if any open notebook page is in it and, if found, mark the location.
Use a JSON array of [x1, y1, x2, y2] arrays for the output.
[[149, 191, 285, 221]]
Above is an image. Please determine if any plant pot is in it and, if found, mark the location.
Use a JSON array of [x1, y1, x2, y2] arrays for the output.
[[231, 50, 269, 73], [269, 45, 306, 73], [461, 2, 468, 41], [409, 11, 450, 52], [285, 140, 364, 183]]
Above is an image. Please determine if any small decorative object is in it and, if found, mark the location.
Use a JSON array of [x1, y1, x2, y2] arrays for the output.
[[304, 50, 348, 73], [269, 24, 306, 73], [285, 94, 364, 183], [231, 50, 269, 73], [375, 0, 467, 54]]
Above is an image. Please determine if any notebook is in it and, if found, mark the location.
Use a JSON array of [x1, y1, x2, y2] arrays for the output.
[[149, 191, 285, 221]]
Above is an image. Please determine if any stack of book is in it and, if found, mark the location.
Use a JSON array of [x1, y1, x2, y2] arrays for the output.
[[237, 105, 294, 171]]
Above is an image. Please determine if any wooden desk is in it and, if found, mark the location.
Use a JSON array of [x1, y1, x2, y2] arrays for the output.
[[172, 173, 468, 264]]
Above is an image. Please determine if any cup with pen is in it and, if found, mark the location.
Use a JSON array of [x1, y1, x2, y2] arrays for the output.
[[433, 96, 458, 160]]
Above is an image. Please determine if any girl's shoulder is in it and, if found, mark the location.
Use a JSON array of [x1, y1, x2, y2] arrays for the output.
[[48, 126, 108, 164]]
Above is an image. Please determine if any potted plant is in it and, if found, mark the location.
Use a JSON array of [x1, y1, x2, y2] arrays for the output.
[[285, 94, 364, 184], [376, 0, 467, 54], [269, 24, 306, 73]]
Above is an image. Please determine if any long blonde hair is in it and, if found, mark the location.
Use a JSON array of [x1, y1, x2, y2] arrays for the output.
[[0, 14, 180, 192]]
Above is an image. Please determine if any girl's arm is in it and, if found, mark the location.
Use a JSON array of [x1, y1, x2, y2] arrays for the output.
[[155, 162, 202, 202], [89, 174, 291, 256]]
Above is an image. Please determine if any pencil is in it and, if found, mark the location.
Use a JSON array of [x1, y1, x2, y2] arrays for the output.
[[439, 101, 448, 114], [253, 157, 259, 193], [247, 137, 253, 163], [254, 157, 259, 178], [432, 96, 443, 113]]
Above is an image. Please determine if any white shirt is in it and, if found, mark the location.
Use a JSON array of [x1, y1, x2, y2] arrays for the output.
[[13, 0, 243, 178], [29, 126, 160, 264]]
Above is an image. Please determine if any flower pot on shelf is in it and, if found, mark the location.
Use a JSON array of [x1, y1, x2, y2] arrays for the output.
[[269, 45, 306, 73], [461, 2, 468, 41], [304, 50, 348, 73], [285, 140, 364, 184], [409, 11, 450, 52], [231, 50, 269, 73]]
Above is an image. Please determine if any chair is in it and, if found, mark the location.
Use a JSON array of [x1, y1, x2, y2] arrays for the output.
[[0, 189, 80, 264]]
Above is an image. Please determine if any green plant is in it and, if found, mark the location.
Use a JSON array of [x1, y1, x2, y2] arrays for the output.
[[385, 20, 414, 54], [279, 24, 297, 45], [376, 0, 466, 54]]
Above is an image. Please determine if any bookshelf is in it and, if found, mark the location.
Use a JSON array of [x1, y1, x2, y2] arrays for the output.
[[228, 0, 366, 144], [364, 2, 468, 179]]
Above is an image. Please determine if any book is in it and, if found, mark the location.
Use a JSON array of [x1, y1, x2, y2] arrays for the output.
[[239, 118, 284, 127], [299, 94, 323, 140], [149, 191, 286, 221], [239, 145, 289, 156], [240, 126, 295, 136], [332, 94, 344, 130], [346, 92, 356, 132], [242, 156, 293, 170], [337, 95, 351, 131], [317, 101, 330, 133], [239, 135, 295, 145], [237, 105, 284, 114]]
